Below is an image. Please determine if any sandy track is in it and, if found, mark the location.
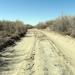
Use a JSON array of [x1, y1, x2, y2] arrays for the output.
[[0, 29, 75, 75], [33, 31, 74, 75], [0, 30, 36, 75]]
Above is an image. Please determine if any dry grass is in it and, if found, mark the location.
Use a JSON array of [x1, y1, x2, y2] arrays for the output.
[[35, 16, 75, 37], [0, 20, 28, 51]]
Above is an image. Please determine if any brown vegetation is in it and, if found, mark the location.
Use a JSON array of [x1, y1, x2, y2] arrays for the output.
[[35, 16, 75, 37], [0, 20, 28, 51]]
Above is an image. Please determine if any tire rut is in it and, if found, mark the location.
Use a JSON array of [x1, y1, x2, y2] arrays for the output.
[[16, 31, 37, 75], [0, 30, 36, 75], [33, 31, 74, 75], [0, 30, 74, 75]]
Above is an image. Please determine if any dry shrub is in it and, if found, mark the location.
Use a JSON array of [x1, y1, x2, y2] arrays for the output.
[[0, 20, 28, 51], [36, 16, 75, 37]]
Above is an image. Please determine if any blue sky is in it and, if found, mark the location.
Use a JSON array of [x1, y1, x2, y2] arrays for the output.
[[0, 0, 75, 25]]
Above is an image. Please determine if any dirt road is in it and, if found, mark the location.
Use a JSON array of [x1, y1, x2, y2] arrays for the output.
[[0, 29, 75, 75]]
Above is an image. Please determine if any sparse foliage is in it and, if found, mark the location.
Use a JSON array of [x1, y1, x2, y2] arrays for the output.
[[0, 20, 28, 50], [36, 16, 75, 37]]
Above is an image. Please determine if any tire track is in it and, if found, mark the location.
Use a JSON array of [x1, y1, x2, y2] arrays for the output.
[[14, 31, 37, 75], [33, 31, 74, 75], [0, 30, 36, 75], [43, 32, 74, 75], [0, 29, 74, 75]]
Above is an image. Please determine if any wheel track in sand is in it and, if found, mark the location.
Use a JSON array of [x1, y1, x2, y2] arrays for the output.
[[16, 31, 37, 75], [33, 31, 74, 75], [0, 29, 75, 75]]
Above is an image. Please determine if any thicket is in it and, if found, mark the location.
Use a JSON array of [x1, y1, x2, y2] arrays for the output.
[[0, 20, 27, 50], [36, 16, 75, 37]]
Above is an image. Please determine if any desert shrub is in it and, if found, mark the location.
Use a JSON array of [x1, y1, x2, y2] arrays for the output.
[[51, 16, 75, 37], [35, 16, 75, 37], [0, 20, 27, 37], [35, 22, 48, 29], [26, 24, 34, 29], [0, 20, 28, 50]]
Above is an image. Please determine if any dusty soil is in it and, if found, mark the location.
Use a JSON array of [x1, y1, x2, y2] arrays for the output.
[[0, 29, 75, 75]]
